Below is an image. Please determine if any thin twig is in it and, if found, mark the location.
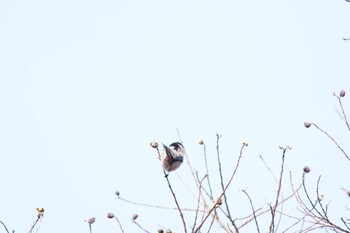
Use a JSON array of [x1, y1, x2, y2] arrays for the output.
[[89, 223, 92, 233], [259, 154, 278, 183], [116, 195, 203, 212], [335, 95, 350, 132], [193, 144, 247, 233], [28, 217, 40, 233], [216, 134, 237, 231], [315, 176, 328, 220], [114, 216, 125, 233], [269, 148, 288, 233], [155, 141, 230, 233], [302, 173, 324, 218], [192, 174, 207, 231], [0, 221, 10, 233], [341, 218, 350, 231], [206, 211, 216, 233], [132, 219, 150, 233], [311, 123, 350, 161], [202, 143, 214, 200], [241, 189, 260, 233], [259, 153, 285, 232]]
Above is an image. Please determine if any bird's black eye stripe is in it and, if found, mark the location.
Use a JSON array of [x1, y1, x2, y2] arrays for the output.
[[169, 142, 184, 150]]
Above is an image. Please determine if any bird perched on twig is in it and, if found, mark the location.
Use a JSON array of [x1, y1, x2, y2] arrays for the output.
[[161, 142, 186, 173]]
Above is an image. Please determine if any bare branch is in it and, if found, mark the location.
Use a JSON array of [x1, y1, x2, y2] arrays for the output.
[[310, 123, 350, 161]]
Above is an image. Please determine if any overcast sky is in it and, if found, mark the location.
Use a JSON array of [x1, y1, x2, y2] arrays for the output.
[[0, 0, 350, 232]]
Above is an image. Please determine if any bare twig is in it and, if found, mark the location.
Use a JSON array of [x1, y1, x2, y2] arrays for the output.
[[311, 123, 350, 161], [88, 223, 92, 233], [193, 143, 247, 233], [241, 189, 260, 233], [132, 219, 150, 233], [116, 195, 203, 212], [269, 148, 288, 233], [216, 134, 238, 231], [202, 143, 214, 200], [113, 216, 125, 233], [28, 216, 40, 233], [0, 221, 10, 233], [341, 218, 350, 231], [154, 140, 230, 232], [192, 174, 207, 231], [315, 176, 328, 220], [335, 93, 350, 132], [259, 154, 278, 183]]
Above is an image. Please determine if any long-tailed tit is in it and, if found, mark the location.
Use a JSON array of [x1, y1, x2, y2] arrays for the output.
[[161, 142, 185, 173]]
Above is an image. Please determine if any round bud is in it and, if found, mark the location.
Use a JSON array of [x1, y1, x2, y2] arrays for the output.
[[303, 166, 311, 173], [340, 89, 346, 97], [158, 229, 164, 233], [150, 140, 159, 148], [86, 217, 96, 224], [107, 213, 115, 219], [198, 139, 204, 145], [287, 145, 292, 150], [132, 214, 138, 220], [304, 121, 312, 128], [278, 145, 284, 150], [318, 195, 324, 201], [347, 190, 350, 197], [242, 140, 249, 146], [36, 207, 45, 213], [115, 191, 120, 197]]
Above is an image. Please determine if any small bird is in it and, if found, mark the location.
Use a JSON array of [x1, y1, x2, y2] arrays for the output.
[[161, 142, 185, 173]]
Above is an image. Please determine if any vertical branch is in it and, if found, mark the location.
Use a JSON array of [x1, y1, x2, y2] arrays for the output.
[[202, 142, 214, 200], [269, 148, 288, 233], [194, 143, 247, 233], [156, 147, 187, 233], [241, 190, 260, 233], [315, 176, 328, 220], [176, 130, 210, 213], [192, 175, 207, 231], [216, 134, 236, 230], [163, 170, 188, 233], [88, 223, 92, 233]]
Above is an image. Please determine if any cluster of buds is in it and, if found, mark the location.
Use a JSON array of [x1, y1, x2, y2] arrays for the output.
[[278, 145, 292, 150], [333, 89, 346, 98], [36, 207, 44, 218], [242, 140, 249, 147]]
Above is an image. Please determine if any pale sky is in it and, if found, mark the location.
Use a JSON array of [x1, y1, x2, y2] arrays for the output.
[[0, 0, 350, 232]]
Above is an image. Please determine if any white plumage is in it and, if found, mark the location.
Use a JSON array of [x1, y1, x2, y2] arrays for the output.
[[161, 142, 185, 172]]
